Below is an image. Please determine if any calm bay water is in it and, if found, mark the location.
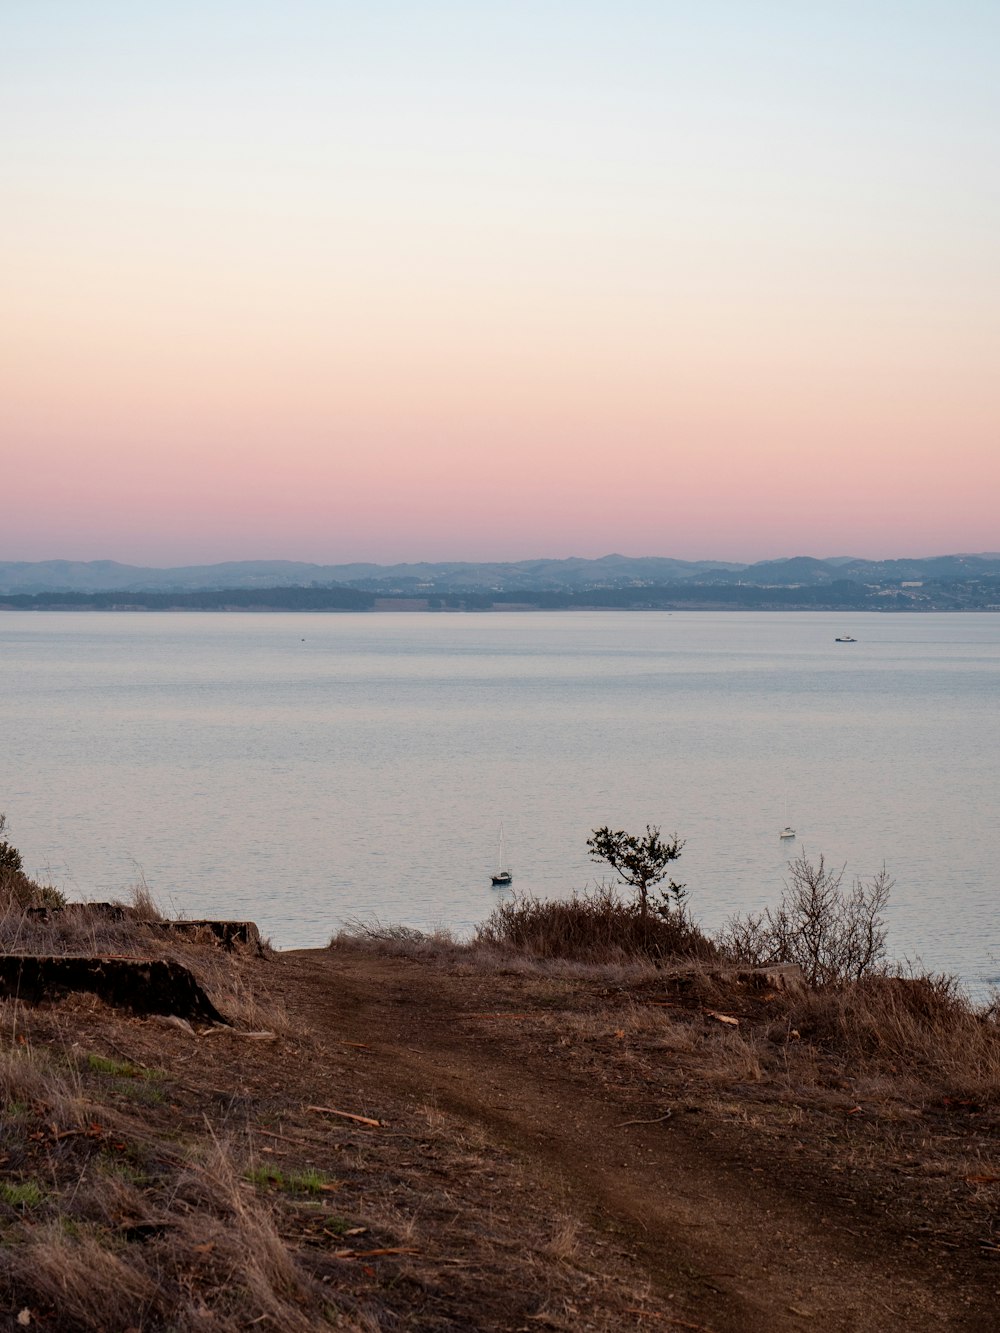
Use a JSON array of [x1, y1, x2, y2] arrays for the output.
[[1, 610, 998, 986]]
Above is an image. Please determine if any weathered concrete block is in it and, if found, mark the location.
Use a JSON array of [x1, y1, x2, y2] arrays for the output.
[[733, 964, 807, 995], [26, 902, 127, 922], [0, 955, 226, 1022], [143, 920, 265, 954]]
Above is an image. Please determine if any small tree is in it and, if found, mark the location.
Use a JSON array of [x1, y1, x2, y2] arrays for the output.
[[586, 825, 685, 923]]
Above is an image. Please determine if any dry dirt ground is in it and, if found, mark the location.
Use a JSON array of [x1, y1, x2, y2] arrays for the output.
[[3, 942, 1000, 1331]]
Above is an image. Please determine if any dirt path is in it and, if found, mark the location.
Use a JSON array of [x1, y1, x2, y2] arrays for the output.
[[276, 948, 999, 1332]]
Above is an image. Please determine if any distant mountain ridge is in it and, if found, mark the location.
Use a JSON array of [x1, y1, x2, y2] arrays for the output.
[[2, 553, 1000, 595]]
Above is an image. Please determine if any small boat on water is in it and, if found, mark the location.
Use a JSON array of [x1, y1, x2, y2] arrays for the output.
[[491, 823, 513, 886], [778, 797, 796, 840], [835, 635, 857, 643]]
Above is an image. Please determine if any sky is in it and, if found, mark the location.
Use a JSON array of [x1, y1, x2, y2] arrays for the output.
[[3, 1, 998, 565]]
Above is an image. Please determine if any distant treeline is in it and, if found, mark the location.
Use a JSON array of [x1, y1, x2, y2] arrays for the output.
[[442, 580, 878, 610], [443, 579, 999, 610], [3, 577, 999, 613], [0, 587, 375, 611]]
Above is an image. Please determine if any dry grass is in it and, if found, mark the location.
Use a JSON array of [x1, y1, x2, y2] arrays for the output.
[[329, 919, 463, 959], [333, 896, 1000, 1112], [0, 1033, 88, 1129], [788, 971, 1000, 1099], [0, 1023, 358, 1330], [5, 918, 1000, 1328], [162, 939, 290, 1033], [474, 886, 718, 963], [544, 1216, 583, 1265], [0, 882, 167, 957], [330, 922, 672, 991]]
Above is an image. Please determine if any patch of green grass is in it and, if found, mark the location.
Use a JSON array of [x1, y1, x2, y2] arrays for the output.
[[287, 1168, 331, 1195], [247, 1166, 334, 1195], [87, 1053, 156, 1079], [116, 1080, 165, 1106], [85, 1053, 165, 1103], [0, 1179, 44, 1209], [98, 1159, 151, 1187]]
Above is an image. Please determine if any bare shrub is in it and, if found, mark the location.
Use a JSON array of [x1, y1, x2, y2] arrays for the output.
[[475, 886, 717, 963], [718, 853, 891, 986]]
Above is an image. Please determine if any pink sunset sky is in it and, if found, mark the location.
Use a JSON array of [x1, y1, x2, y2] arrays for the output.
[[3, 3, 998, 566]]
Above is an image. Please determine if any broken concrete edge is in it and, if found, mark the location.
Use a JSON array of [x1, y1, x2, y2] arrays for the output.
[[144, 920, 266, 955], [663, 962, 809, 995], [0, 955, 228, 1024], [151, 1014, 278, 1040], [23, 908, 266, 955]]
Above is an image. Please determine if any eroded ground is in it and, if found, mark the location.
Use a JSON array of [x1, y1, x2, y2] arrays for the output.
[[2, 942, 999, 1330]]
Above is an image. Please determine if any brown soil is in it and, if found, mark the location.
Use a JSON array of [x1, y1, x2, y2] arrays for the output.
[[3, 943, 1000, 1330]]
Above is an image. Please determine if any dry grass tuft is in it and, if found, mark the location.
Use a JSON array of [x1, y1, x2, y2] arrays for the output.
[[474, 886, 717, 963], [330, 919, 462, 959], [5, 1224, 168, 1329], [164, 942, 290, 1033], [544, 1216, 582, 1265], [0, 1036, 88, 1129], [789, 972, 1000, 1098], [0, 900, 158, 958], [123, 879, 164, 921]]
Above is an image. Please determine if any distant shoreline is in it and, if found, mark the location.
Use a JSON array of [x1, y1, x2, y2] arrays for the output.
[[2, 594, 998, 614]]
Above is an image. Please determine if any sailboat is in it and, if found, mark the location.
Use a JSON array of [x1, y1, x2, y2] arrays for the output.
[[778, 796, 796, 840], [491, 823, 513, 886]]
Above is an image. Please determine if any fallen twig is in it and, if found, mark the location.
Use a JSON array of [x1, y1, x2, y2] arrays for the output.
[[255, 1127, 310, 1147], [624, 1312, 714, 1330], [464, 1012, 534, 1019], [307, 1105, 382, 1127], [203, 1026, 277, 1040], [618, 1111, 673, 1127], [334, 1247, 420, 1259], [705, 1011, 739, 1026]]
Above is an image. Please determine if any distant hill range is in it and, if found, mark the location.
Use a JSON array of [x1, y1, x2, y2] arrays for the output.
[[2, 553, 999, 611]]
